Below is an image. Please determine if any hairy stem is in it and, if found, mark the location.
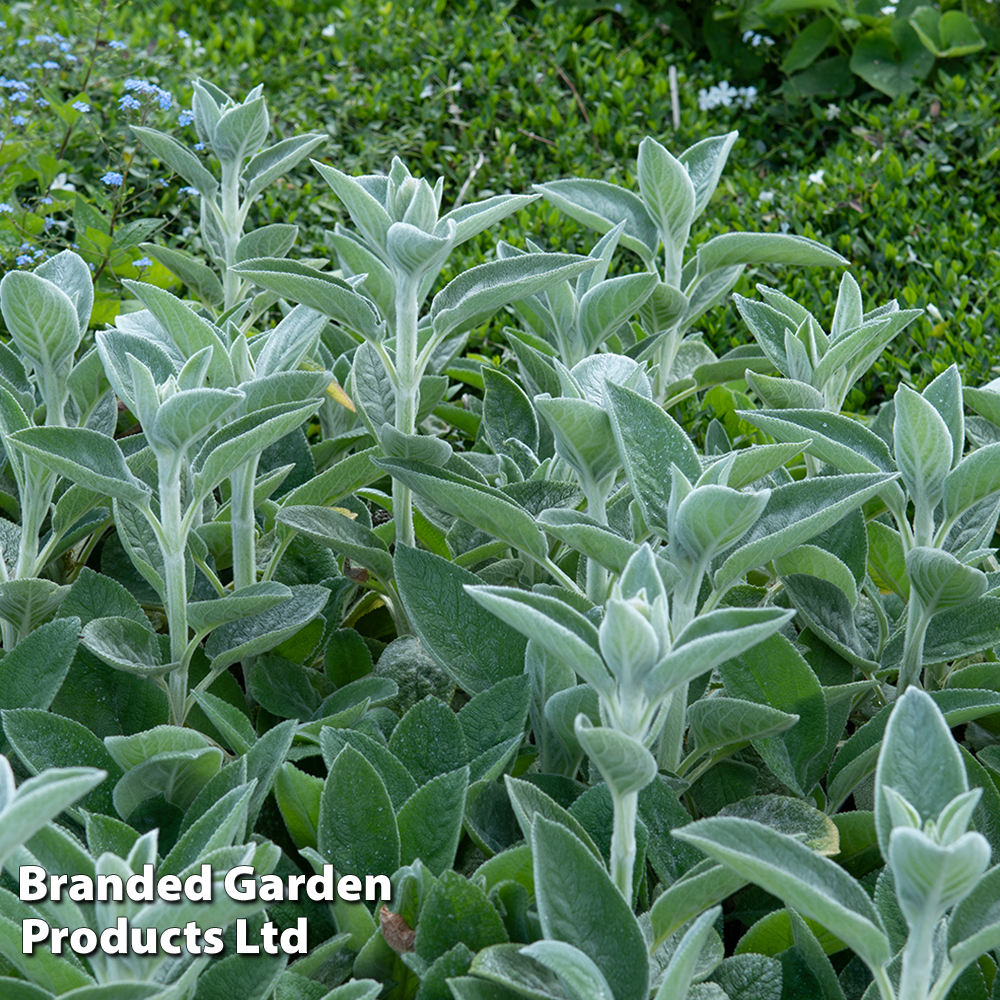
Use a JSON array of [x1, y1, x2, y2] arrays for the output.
[[610, 789, 638, 905], [392, 275, 420, 551], [158, 468, 190, 725], [229, 460, 259, 591]]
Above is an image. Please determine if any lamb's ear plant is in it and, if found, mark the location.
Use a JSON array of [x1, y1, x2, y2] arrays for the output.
[[675, 688, 1000, 1000], [501, 223, 658, 369], [468, 543, 795, 903], [734, 272, 921, 413], [233, 155, 597, 552], [532, 132, 849, 399], [0, 754, 106, 871], [1, 783, 283, 998], [0, 251, 116, 646], [6, 280, 330, 724], [739, 362, 1000, 695], [132, 79, 327, 321]]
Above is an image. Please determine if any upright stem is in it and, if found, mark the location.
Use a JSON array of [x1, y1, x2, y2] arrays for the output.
[[897, 919, 935, 1000], [229, 460, 259, 591], [899, 589, 932, 696], [610, 789, 638, 905], [584, 479, 608, 604], [220, 161, 242, 311], [392, 275, 420, 551], [159, 466, 190, 725]]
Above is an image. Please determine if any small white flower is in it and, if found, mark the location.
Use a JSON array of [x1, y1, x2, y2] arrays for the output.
[[321, 23, 336, 37], [825, 104, 841, 120], [808, 169, 825, 186], [841, 17, 861, 30], [926, 303, 944, 323], [779, 221, 791, 234], [758, 191, 775, 205], [880, 4, 896, 14]]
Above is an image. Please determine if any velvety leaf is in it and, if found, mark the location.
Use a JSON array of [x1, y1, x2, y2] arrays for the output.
[[532, 816, 649, 1000], [674, 817, 891, 970], [318, 744, 400, 877]]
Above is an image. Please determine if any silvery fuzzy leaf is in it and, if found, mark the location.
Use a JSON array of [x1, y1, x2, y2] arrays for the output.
[[942, 443, 1000, 525], [0, 756, 105, 871], [519, 940, 615, 1000], [239, 371, 328, 413], [537, 509, 640, 575], [738, 408, 894, 475], [376, 457, 549, 560], [639, 279, 689, 335], [235, 223, 299, 265], [505, 775, 602, 861], [148, 386, 244, 455], [648, 607, 794, 702], [653, 907, 724, 1000], [122, 280, 234, 386], [687, 698, 799, 757], [438, 192, 540, 247], [35, 249, 93, 335], [378, 424, 452, 466], [482, 367, 539, 457], [386, 220, 455, 280], [674, 485, 770, 564], [242, 132, 326, 202], [947, 865, 1000, 971], [695, 232, 847, 281], [680, 131, 738, 221], [313, 162, 393, 252], [187, 581, 293, 635], [784, 321, 815, 384], [430, 253, 595, 342], [922, 364, 964, 469], [714, 473, 897, 593], [605, 379, 701, 533], [81, 616, 175, 678], [532, 816, 649, 1000], [573, 353, 650, 404], [889, 826, 990, 929], [0, 580, 69, 637], [276, 505, 393, 582], [327, 224, 396, 320], [894, 382, 952, 511], [963, 384, 1000, 431], [532, 177, 659, 265], [906, 546, 988, 615], [211, 95, 269, 164], [229, 258, 383, 341], [534, 396, 620, 486], [191, 400, 318, 499], [466, 585, 610, 697], [637, 137, 696, 284], [576, 720, 658, 797], [140, 243, 224, 308], [0, 269, 81, 385], [774, 545, 858, 607], [131, 125, 219, 200], [674, 817, 891, 971], [830, 272, 863, 341], [733, 295, 796, 376], [745, 370, 825, 410], [204, 583, 330, 672], [781, 574, 876, 672], [874, 687, 969, 859], [579, 278, 661, 364], [8, 427, 151, 508]]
